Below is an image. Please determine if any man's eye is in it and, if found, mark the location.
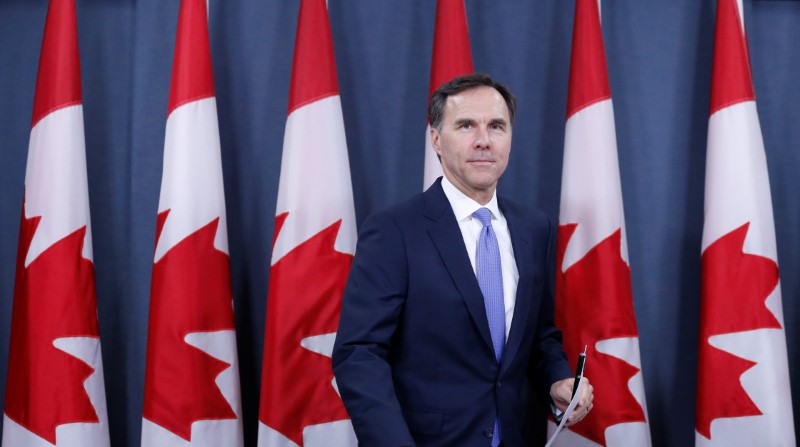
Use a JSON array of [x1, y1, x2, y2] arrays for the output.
[[460, 123, 473, 129]]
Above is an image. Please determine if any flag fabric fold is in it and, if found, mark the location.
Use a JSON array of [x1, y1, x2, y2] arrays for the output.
[[422, 0, 474, 190], [2, 0, 110, 445], [141, 0, 243, 445], [695, 1, 795, 445], [552, 1, 651, 446], [257, 0, 357, 446]]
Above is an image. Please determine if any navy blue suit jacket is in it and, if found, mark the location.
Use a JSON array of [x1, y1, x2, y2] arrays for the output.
[[332, 179, 572, 447]]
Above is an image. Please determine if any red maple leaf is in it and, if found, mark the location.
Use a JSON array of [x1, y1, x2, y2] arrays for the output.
[[555, 224, 646, 445], [259, 214, 352, 446], [696, 222, 781, 439], [143, 211, 237, 441], [4, 205, 100, 444]]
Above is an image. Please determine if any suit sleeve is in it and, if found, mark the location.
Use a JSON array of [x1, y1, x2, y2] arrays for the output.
[[332, 210, 414, 447], [529, 215, 573, 391]]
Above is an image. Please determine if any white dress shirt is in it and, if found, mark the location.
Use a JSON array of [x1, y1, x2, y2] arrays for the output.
[[440, 176, 520, 340]]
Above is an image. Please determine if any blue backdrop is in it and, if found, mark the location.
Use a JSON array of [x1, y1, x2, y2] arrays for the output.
[[1, 1, 798, 446]]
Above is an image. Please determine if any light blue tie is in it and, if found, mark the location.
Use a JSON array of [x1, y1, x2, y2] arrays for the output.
[[473, 207, 504, 447]]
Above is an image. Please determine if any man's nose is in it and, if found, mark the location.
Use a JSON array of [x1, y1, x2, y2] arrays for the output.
[[474, 126, 491, 149]]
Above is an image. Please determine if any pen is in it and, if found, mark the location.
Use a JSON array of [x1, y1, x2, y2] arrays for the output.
[[571, 345, 587, 400]]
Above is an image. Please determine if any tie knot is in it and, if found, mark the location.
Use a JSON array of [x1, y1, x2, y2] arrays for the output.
[[473, 208, 493, 227]]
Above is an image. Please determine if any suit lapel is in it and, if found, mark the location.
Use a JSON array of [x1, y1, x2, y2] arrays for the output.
[[500, 198, 533, 372], [424, 180, 494, 354]]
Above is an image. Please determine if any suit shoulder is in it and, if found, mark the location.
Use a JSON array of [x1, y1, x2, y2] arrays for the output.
[[360, 191, 426, 231], [498, 195, 552, 229]]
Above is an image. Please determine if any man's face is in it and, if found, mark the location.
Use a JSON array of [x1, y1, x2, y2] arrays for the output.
[[431, 86, 512, 203]]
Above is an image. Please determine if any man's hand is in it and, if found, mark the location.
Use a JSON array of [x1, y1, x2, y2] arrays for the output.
[[550, 377, 594, 426]]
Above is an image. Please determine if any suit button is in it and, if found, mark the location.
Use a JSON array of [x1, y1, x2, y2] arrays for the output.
[[497, 382, 503, 388], [484, 427, 494, 438]]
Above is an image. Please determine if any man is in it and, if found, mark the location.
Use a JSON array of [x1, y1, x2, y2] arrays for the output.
[[332, 73, 593, 447]]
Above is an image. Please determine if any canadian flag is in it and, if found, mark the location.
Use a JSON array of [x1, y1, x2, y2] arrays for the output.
[[422, 0, 474, 190], [140, 0, 243, 445], [552, 1, 651, 446], [257, 0, 357, 446], [2, 0, 111, 445], [695, 0, 796, 445], [2, 0, 111, 446]]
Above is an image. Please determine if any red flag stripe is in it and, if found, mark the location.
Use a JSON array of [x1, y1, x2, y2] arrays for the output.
[[31, 0, 82, 128], [709, 0, 754, 115], [287, 0, 340, 115], [566, 0, 611, 119], [167, 0, 215, 116], [428, 0, 474, 100]]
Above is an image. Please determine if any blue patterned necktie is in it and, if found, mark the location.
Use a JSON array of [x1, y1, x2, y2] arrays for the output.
[[473, 207, 505, 447]]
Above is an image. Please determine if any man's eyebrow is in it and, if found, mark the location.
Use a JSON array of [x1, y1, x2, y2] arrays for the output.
[[453, 118, 476, 126], [489, 118, 508, 126]]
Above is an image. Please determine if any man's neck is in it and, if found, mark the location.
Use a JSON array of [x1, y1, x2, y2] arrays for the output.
[[441, 173, 496, 206]]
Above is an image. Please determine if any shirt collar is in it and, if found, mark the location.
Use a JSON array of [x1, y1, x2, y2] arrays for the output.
[[440, 175, 502, 222]]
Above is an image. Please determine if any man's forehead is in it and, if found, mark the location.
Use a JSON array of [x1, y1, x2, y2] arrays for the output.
[[444, 86, 509, 120]]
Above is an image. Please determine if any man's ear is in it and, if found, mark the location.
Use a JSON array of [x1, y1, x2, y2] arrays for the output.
[[430, 126, 442, 156]]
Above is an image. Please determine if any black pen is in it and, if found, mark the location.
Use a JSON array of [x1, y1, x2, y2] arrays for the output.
[[571, 345, 587, 400]]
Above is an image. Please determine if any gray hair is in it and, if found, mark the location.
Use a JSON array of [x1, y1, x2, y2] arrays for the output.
[[427, 73, 517, 131]]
